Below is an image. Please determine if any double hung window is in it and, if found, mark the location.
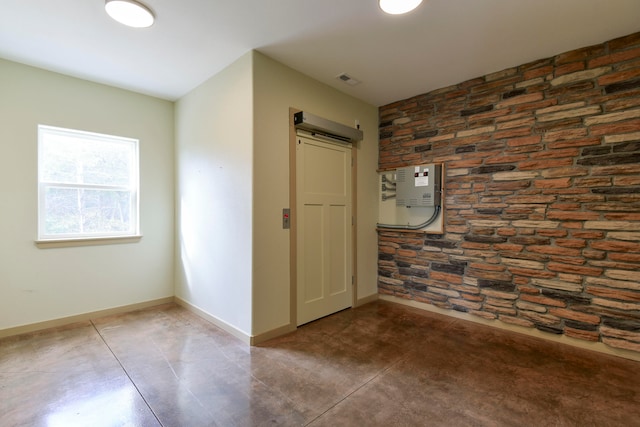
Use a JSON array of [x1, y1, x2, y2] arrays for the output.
[[38, 125, 139, 241]]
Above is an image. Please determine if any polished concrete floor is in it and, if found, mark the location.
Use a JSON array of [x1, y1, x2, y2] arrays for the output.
[[1, 301, 639, 427]]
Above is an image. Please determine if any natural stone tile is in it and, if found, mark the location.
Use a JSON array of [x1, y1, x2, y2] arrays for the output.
[[511, 220, 560, 229], [605, 269, 640, 282], [536, 101, 586, 115], [493, 171, 540, 181], [584, 108, 640, 126], [604, 131, 640, 144], [502, 258, 545, 270], [593, 298, 640, 311], [516, 301, 548, 313], [549, 67, 612, 86], [537, 106, 601, 122], [584, 221, 640, 231], [548, 308, 600, 324], [531, 278, 583, 293]]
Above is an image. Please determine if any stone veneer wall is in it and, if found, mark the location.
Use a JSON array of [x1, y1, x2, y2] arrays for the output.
[[377, 32, 640, 355]]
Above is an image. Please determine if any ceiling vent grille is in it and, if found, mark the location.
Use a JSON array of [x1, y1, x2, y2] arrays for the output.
[[336, 73, 361, 86]]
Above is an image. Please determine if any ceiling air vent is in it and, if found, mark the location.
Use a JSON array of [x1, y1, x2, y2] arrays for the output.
[[336, 73, 361, 86]]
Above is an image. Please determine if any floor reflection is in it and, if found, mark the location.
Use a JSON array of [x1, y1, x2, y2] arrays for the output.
[[2, 302, 639, 426], [46, 386, 137, 427]]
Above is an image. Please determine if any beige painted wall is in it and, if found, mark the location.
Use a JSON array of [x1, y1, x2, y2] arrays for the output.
[[174, 51, 378, 339], [0, 50, 377, 339], [0, 59, 175, 330], [252, 51, 379, 336], [174, 52, 254, 336]]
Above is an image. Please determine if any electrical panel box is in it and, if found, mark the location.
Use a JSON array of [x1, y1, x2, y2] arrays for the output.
[[396, 164, 441, 208]]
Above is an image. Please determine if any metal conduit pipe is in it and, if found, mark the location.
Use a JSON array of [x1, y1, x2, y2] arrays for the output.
[[376, 205, 441, 230]]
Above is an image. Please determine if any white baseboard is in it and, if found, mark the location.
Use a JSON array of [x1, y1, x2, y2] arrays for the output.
[[0, 297, 174, 339], [13, 292, 624, 362], [251, 323, 297, 345], [173, 296, 252, 345], [356, 292, 379, 307]]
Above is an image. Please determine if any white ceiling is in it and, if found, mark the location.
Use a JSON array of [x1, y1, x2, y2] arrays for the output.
[[1, 0, 639, 106]]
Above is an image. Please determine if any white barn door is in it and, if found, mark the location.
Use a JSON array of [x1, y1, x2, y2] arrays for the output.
[[296, 134, 353, 326]]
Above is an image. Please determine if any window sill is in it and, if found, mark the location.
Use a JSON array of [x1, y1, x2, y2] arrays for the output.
[[35, 235, 143, 249]]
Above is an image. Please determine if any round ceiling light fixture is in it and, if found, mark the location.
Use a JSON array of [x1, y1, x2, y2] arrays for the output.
[[379, 0, 423, 15], [105, 0, 155, 28]]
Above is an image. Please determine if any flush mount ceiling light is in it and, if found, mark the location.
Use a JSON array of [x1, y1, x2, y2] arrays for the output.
[[105, 0, 155, 28], [379, 0, 423, 15]]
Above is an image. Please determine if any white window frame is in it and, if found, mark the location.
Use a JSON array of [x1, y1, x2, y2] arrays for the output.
[[37, 125, 140, 243]]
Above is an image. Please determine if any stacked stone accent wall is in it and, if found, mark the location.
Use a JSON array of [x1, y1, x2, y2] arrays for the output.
[[378, 32, 640, 354]]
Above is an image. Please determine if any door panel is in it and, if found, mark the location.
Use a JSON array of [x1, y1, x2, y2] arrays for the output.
[[328, 204, 347, 295], [303, 142, 347, 196], [302, 204, 324, 303], [296, 135, 352, 326]]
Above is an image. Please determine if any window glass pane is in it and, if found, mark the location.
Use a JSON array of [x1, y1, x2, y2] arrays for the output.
[[41, 136, 79, 184], [44, 187, 133, 236], [41, 133, 134, 186], [44, 187, 81, 235]]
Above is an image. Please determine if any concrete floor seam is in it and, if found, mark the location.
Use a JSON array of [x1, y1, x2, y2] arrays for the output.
[[90, 319, 165, 427], [303, 356, 407, 426]]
